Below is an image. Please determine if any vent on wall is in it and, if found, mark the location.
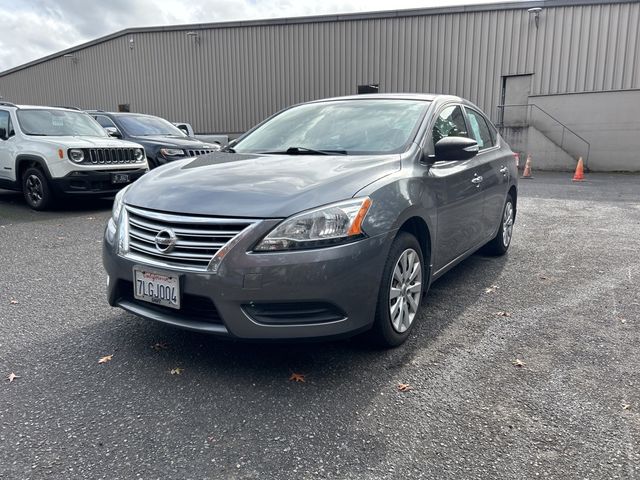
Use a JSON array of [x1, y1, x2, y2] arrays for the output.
[[118, 104, 130, 112], [357, 84, 379, 94]]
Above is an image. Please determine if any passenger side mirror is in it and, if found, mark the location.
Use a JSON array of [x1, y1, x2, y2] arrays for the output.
[[105, 126, 122, 138], [434, 136, 479, 161], [0, 127, 6, 140]]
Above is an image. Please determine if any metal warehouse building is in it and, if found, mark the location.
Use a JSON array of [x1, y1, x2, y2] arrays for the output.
[[0, 0, 639, 171]]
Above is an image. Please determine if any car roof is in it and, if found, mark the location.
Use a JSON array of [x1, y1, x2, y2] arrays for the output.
[[0, 104, 86, 111], [86, 111, 155, 117], [309, 93, 459, 103], [305, 93, 484, 114]]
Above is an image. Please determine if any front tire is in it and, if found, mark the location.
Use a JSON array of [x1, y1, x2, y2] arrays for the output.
[[22, 167, 54, 211], [483, 193, 515, 256], [368, 232, 426, 348]]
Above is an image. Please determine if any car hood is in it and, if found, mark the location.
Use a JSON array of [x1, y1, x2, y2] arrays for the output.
[[31, 136, 143, 149], [125, 152, 400, 218], [129, 135, 215, 148]]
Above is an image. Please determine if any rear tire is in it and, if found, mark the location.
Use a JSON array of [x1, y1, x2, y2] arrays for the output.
[[483, 193, 514, 256], [22, 167, 54, 211], [368, 232, 426, 348]]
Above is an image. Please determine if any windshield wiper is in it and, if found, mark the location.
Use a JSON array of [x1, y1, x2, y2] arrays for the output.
[[259, 146, 347, 156]]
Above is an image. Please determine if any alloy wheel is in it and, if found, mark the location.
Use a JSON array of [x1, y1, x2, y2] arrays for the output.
[[502, 201, 514, 247], [25, 174, 44, 206], [389, 248, 422, 333]]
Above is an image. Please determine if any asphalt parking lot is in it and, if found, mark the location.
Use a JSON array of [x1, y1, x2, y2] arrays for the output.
[[1, 171, 639, 480]]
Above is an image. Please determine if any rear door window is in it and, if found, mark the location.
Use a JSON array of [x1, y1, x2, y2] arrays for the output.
[[0, 110, 9, 140]]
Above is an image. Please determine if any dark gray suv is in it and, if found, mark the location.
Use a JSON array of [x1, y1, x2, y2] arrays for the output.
[[103, 94, 517, 347]]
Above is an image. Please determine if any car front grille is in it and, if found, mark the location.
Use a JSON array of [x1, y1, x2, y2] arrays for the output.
[[84, 148, 143, 164], [186, 149, 217, 157], [125, 206, 257, 271]]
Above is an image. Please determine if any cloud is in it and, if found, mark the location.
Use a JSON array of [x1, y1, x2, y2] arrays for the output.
[[0, 0, 515, 71]]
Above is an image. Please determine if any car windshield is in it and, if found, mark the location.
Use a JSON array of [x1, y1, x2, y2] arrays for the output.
[[17, 109, 107, 137], [233, 99, 431, 155], [118, 115, 188, 137]]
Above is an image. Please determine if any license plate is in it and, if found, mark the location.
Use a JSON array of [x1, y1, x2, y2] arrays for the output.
[[133, 268, 180, 309], [112, 173, 130, 184]]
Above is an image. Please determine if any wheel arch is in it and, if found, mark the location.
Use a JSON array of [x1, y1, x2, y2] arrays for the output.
[[397, 216, 431, 260], [16, 155, 53, 186], [395, 215, 433, 289]]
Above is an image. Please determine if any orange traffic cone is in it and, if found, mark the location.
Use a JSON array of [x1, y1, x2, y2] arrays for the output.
[[521, 154, 533, 179], [572, 157, 585, 182]]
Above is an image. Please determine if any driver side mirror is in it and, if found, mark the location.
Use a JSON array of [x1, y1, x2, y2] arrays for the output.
[[0, 127, 6, 140], [434, 136, 479, 161], [105, 126, 122, 138]]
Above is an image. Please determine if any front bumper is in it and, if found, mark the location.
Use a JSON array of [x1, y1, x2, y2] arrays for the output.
[[52, 168, 147, 195], [103, 221, 394, 340]]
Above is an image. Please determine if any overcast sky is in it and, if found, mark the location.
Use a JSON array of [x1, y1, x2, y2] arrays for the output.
[[0, 0, 521, 72]]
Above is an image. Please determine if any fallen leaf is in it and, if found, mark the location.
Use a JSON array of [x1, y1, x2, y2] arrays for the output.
[[98, 355, 113, 364], [512, 358, 526, 368], [57, 237, 65, 240], [485, 285, 499, 294], [620, 318, 627, 324], [9, 299, 18, 305], [151, 342, 169, 351], [170, 368, 184, 375], [622, 404, 631, 410], [289, 372, 305, 383], [539, 275, 548, 280], [6, 373, 20, 383], [397, 383, 412, 392], [495, 311, 511, 317]]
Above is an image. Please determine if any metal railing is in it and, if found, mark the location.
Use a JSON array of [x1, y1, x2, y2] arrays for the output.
[[496, 103, 590, 168]]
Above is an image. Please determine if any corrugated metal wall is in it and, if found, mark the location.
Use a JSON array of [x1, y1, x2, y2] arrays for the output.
[[0, 1, 638, 133]]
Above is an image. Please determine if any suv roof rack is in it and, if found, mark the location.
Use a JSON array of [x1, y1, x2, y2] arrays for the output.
[[52, 105, 82, 111], [0, 101, 18, 108]]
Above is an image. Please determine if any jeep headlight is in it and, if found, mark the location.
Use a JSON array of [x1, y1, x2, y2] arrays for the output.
[[254, 197, 372, 252], [68, 149, 84, 163], [134, 148, 145, 162], [159, 148, 185, 157]]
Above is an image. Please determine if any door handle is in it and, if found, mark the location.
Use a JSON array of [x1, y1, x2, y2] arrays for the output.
[[471, 175, 483, 185], [499, 166, 509, 175]]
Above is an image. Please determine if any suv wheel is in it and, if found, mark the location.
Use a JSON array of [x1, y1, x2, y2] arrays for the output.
[[368, 232, 426, 348], [22, 167, 54, 210]]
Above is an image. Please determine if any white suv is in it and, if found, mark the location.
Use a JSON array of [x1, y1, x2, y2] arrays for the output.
[[0, 102, 148, 210]]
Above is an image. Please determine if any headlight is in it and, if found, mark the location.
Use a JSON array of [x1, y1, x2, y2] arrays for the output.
[[68, 149, 84, 163], [134, 148, 145, 162], [254, 197, 372, 252], [112, 185, 130, 222], [159, 148, 185, 157]]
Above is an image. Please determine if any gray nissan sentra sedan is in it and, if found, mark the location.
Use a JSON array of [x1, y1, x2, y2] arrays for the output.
[[103, 94, 517, 347]]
